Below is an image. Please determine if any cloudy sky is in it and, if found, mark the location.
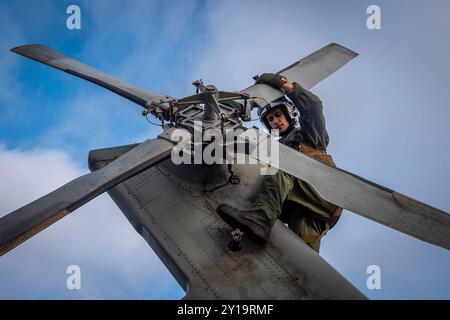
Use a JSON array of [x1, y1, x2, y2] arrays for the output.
[[0, 0, 449, 299]]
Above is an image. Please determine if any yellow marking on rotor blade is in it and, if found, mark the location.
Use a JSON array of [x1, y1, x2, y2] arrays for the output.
[[0, 209, 71, 257]]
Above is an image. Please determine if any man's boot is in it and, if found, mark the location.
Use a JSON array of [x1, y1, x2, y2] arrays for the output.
[[216, 204, 272, 245]]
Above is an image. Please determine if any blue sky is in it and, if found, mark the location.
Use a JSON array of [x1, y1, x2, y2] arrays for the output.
[[0, 0, 449, 299]]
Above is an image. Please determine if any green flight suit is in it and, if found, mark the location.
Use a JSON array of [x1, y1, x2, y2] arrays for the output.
[[254, 83, 342, 253]]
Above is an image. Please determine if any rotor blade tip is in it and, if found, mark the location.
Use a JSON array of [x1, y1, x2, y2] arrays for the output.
[[10, 44, 42, 54]]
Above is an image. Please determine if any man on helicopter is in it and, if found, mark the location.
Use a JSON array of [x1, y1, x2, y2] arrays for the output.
[[217, 73, 342, 253]]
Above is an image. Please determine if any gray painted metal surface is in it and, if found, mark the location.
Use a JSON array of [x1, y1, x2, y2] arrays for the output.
[[0, 138, 174, 256], [89, 147, 366, 299], [11, 44, 173, 108], [242, 43, 358, 107]]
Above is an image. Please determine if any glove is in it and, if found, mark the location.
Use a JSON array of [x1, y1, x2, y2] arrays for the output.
[[254, 73, 287, 89]]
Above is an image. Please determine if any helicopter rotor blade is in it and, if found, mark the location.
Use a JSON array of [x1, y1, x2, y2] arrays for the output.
[[11, 44, 174, 108], [0, 137, 175, 257], [243, 128, 450, 250], [242, 43, 358, 107]]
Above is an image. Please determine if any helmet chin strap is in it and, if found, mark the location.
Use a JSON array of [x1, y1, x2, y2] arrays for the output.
[[273, 123, 295, 138]]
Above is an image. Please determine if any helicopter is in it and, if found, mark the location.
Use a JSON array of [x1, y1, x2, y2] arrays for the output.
[[1, 43, 449, 299]]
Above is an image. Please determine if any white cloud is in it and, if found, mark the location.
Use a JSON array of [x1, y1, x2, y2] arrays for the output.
[[0, 145, 184, 299]]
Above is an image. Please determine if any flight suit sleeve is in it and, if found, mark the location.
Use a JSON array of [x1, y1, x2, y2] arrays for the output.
[[284, 82, 330, 150]]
